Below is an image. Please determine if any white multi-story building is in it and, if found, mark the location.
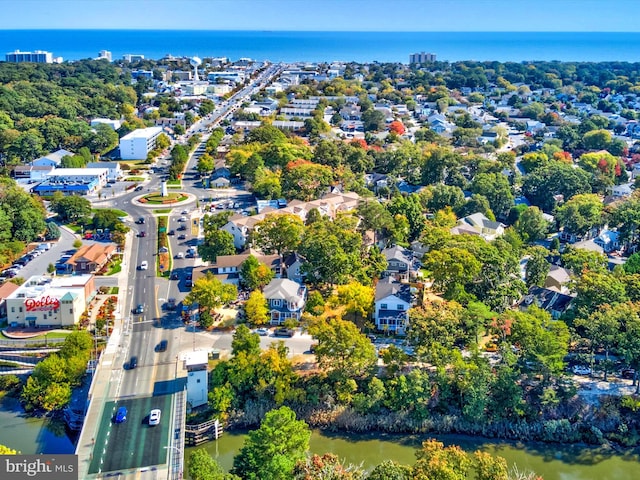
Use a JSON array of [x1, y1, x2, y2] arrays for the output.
[[207, 71, 245, 83], [119, 127, 163, 160], [97, 50, 112, 62], [409, 52, 437, 64], [5, 275, 95, 327], [123, 53, 145, 62], [5, 50, 53, 63]]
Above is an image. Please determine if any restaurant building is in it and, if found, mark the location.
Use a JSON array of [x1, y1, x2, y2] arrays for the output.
[[5, 275, 95, 327]]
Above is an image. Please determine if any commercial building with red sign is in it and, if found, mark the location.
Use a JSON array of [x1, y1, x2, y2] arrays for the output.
[[5, 274, 95, 327]]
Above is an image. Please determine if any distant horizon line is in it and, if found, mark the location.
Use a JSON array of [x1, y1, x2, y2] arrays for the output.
[[0, 28, 639, 34]]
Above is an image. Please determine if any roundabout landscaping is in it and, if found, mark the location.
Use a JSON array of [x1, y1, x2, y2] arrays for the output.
[[136, 192, 190, 205], [130, 191, 199, 209]]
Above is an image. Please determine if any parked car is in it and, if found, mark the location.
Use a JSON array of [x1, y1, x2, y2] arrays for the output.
[[168, 230, 175, 236], [178, 234, 186, 240], [621, 368, 636, 379], [114, 406, 127, 423], [148, 409, 161, 426], [177, 225, 187, 231], [572, 365, 591, 375], [170, 272, 179, 280], [175, 252, 184, 259], [274, 328, 294, 337], [256, 328, 269, 336]]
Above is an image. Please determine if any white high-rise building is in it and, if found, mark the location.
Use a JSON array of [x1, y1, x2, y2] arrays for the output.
[[409, 52, 437, 64], [5, 50, 53, 63], [123, 53, 145, 62], [98, 50, 112, 62], [119, 127, 163, 160]]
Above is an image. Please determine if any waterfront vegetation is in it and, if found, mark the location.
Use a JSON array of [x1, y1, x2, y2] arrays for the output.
[[18, 331, 93, 412], [187, 406, 536, 480]]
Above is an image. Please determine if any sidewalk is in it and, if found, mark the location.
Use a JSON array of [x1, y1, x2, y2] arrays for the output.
[[75, 229, 134, 478]]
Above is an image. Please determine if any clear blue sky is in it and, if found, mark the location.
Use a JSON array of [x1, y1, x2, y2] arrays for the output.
[[2, 0, 639, 31]]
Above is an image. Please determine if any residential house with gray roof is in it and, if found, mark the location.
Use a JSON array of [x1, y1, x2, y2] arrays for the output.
[[381, 245, 415, 282], [263, 278, 307, 325], [374, 277, 413, 335]]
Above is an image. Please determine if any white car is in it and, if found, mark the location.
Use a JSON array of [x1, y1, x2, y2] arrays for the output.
[[175, 252, 184, 259], [148, 409, 161, 426], [256, 328, 270, 336], [572, 365, 591, 375], [139, 261, 148, 270]]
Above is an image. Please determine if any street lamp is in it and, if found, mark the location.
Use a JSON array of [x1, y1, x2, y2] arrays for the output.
[[164, 445, 183, 479]]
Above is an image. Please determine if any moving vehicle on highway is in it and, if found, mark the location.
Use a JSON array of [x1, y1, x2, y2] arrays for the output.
[[114, 406, 127, 423], [148, 409, 161, 426]]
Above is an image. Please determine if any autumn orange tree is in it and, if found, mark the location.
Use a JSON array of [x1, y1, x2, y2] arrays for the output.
[[389, 120, 406, 135]]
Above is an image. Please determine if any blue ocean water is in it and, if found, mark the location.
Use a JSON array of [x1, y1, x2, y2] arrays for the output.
[[0, 30, 639, 63]]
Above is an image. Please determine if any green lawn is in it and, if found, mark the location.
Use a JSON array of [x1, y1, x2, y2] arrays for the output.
[[107, 257, 122, 275], [153, 209, 172, 214], [125, 176, 146, 181], [166, 180, 181, 186], [92, 208, 128, 217]]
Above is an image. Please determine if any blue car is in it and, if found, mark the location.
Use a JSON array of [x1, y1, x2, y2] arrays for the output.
[[114, 406, 127, 423]]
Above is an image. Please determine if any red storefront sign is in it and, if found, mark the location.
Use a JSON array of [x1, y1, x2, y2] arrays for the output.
[[24, 295, 61, 312]]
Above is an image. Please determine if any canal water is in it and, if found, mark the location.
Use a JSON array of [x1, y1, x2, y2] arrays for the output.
[[0, 396, 75, 454], [1, 394, 639, 480], [187, 429, 640, 480]]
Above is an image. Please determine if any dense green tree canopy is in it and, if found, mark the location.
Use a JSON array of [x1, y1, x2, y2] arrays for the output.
[[232, 406, 311, 480]]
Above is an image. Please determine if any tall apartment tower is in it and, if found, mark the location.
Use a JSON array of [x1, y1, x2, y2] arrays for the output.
[[409, 52, 436, 65], [98, 50, 112, 62], [5, 50, 53, 63]]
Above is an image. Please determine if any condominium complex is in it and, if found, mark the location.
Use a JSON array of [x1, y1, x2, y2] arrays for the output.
[[409, 51, 437, 64], [5, 49, 53, 63], [98, 50, 112, 62], [119, 127, 163, 160], [123, 53, 145, 62]]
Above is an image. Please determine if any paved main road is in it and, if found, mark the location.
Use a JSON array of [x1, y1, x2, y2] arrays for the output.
[[80, 62, 290, 478]]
